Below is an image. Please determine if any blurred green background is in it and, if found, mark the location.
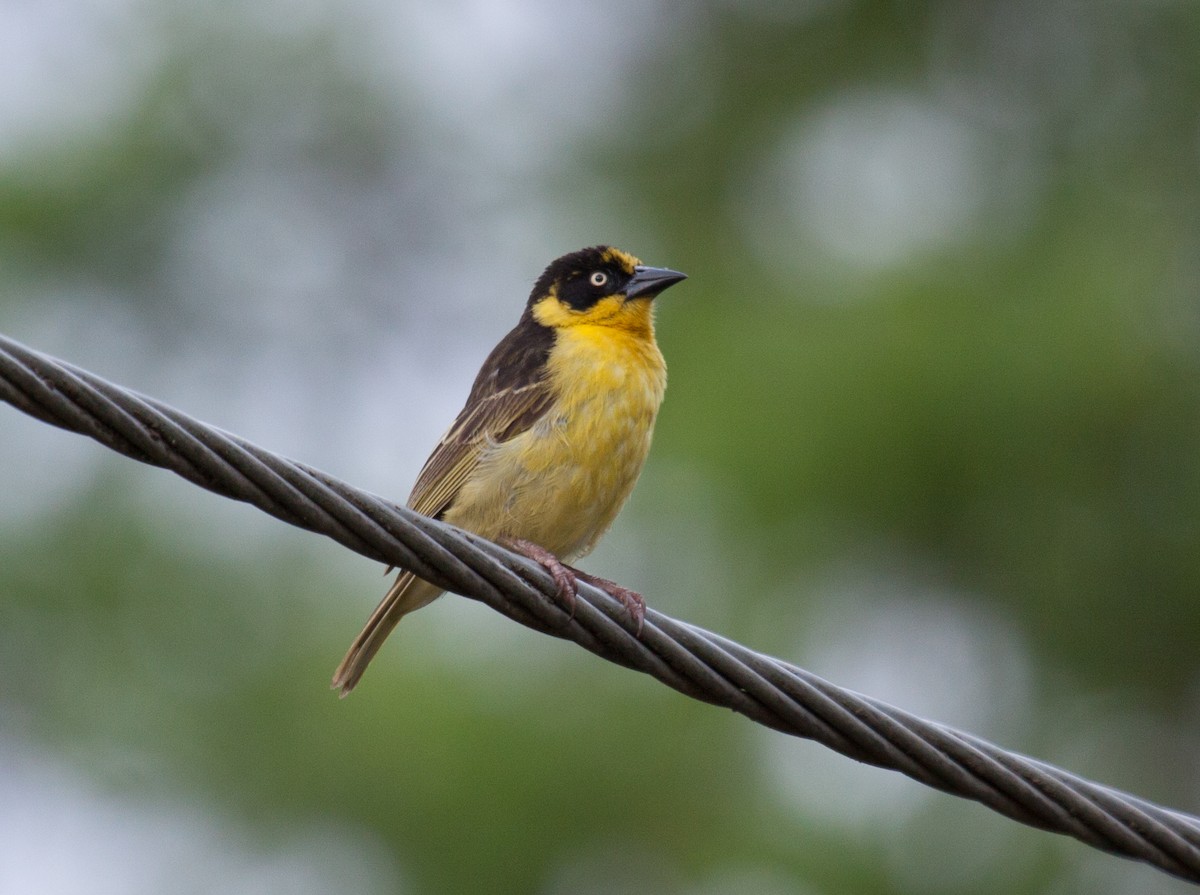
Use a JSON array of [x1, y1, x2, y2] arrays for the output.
[[2, 1, 1199, 892]]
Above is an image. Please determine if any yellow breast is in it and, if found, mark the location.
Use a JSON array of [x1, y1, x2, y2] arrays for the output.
[[447, 321, 666, 560]]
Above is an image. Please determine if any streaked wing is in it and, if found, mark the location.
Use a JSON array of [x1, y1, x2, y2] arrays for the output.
[[407, 319, 555, 519], [407, 380, 553, 517]]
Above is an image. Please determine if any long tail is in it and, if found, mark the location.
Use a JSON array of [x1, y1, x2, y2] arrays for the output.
[[331, 572, 443, 696]]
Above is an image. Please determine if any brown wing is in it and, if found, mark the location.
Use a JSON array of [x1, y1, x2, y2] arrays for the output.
[[407, 315, 556, 520]]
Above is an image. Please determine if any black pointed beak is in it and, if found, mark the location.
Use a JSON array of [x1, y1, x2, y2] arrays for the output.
[[624, 265, 687, 300]]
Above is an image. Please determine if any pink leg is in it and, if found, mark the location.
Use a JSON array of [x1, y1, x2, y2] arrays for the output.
[[571, 569, 646, 635], [502, 537, 579, 618], [500, 538, 646, 634]]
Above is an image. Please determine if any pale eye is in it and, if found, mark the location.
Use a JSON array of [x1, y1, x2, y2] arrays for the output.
[[589, 271, 608, 288]]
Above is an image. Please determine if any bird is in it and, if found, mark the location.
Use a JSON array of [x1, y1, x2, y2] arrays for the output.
[[332, 245, 687, 694]]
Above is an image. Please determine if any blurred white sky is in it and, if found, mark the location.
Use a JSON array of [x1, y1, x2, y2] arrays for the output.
[[0, 734, 399, 895], [0, 0, 693, 505]]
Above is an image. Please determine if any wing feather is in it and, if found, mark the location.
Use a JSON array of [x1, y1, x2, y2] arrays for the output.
[[407, 317, 555, 520]]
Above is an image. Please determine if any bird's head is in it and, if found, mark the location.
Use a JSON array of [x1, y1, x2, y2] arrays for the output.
[[527, 246, 686, 333]]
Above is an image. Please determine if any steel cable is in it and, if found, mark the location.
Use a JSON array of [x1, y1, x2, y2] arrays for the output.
[[1, 331, 1198, 884]]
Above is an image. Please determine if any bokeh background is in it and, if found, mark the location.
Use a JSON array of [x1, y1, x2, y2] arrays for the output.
[[2, 1, 1199, 892]]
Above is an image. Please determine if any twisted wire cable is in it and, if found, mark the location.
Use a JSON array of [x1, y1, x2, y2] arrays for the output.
[[1, 330, 1198, 884]]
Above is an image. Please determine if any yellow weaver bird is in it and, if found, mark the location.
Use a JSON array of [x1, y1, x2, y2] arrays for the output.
[[333, 246, 686, 694]]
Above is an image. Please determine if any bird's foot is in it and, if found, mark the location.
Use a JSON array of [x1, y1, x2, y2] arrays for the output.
[[502, 537, 579, 618], [499, 539, 646, 634], [571, 569, 646, 636]]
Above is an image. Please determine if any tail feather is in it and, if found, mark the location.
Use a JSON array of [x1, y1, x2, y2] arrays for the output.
[[332, 572, 443, 696]]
